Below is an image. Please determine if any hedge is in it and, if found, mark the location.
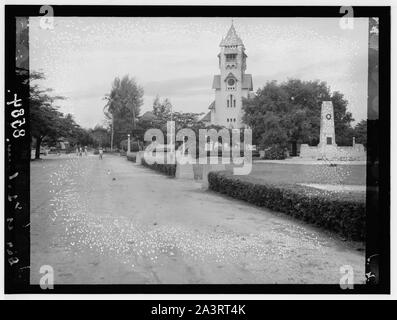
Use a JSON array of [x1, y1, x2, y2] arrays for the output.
[[126, 153, 136, 162], [263, 145, 286, 160], [141, 157, 176, 177], [208, 171, 365, 240]]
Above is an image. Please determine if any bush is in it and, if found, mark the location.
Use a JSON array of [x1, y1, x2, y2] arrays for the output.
[[264, 146, 286, 160], [251, 149, 260, 158], [127, 153, 136, 162], [131, 142, 140, 152], [208, 171, 365, 240], [141, 157, 176, 177]]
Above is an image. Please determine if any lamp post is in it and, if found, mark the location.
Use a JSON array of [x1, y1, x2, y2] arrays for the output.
[[110, 114, 114, 152], [127, 134, 131, 153]]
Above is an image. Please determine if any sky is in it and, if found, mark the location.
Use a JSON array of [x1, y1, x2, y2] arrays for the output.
[[29, 17, 369, 128]]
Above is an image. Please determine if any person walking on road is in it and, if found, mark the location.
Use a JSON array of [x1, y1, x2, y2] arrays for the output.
[[99, 147, 103, 160], [84, 146, 88, 156]]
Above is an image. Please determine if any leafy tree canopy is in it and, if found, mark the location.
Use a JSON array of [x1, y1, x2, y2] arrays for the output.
[[242, 79, 356, 148], [103, 75, 144, 147]]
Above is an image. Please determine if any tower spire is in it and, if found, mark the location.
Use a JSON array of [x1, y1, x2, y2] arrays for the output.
[[219, 20, 244, 47]]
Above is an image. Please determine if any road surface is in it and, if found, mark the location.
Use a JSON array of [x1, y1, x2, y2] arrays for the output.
[[30, 153, 365, 284]]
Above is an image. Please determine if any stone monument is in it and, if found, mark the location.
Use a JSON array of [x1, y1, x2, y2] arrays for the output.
[[300, 101, 366, 161]]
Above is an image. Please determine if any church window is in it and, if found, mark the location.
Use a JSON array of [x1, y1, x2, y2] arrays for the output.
[[327, 137, 332, 145], [233, 118, 236, 122], [233, 99, 236, 108], [228, 78, 235, 86], [227, 100, 229, 108]]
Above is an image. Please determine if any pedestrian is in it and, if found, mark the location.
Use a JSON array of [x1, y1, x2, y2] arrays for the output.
[[99, 147, 103, 160], [76, 146, 79, 157], [79, 147, 83, 157], [84, 146, 88, 156]]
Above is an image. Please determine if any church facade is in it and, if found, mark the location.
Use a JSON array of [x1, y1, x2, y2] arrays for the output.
[[204, 23, 253, 128]]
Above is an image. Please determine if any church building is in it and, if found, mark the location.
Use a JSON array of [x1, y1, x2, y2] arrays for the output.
[[203, 22, 253, 128]]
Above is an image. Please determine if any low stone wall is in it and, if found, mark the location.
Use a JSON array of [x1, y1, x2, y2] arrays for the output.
[[135, 151, 238, 187], [336, 145, 366, 161], [300, 144, 366, 161], [299, 144, 319, 159]]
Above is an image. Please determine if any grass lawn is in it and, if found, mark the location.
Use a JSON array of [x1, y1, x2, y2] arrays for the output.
[[248, 162, 366, 186]]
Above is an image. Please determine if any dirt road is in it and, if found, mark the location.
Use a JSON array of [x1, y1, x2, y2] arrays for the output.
[[30, 154, 365, 284]]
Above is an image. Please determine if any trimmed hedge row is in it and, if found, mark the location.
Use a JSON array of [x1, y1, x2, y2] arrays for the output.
[[141, 157, 176, 177], [263, 146, 286, 160], [126, 153, 136, 162], [208, 171, 365, 240]]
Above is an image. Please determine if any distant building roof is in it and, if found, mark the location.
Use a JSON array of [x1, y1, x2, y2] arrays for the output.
[[220, 24, 244, 47], [242, 74, 253, 90], [212, 75, 221, 89], [247, 91, 256, 99], [140, 111, 157, 121], [201, 111, 212, 122]]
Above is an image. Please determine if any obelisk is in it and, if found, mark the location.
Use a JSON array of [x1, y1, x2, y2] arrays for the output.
[[319, 101, 336, 148]]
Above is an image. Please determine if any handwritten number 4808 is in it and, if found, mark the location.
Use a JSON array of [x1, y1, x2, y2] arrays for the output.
[[7, 92, 25, 138]]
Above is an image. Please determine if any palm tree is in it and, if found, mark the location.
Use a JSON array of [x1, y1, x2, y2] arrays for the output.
[[103, 77, 121, 151], [103, 76, 144, 150]]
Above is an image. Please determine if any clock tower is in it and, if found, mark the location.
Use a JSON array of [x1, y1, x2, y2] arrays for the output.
[[208, 22, 253, 128]]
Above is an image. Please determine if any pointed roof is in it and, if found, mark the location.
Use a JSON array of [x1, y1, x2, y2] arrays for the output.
[[201, 111, 212, 122], [212, 75, 221, 89], [224, 72, 237, 81], [140, 111, 157, 121], [220, 22, 244, 47]]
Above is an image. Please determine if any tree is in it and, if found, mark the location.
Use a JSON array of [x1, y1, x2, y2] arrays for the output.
[[30, 71, 67, 159], [243, 79, 355, 151], [354, 119, 367, 147], [58, 113, 94, 148], [89, 125, 111, 148], [147, 96, 205, 144], [103, 75, 144, 149]]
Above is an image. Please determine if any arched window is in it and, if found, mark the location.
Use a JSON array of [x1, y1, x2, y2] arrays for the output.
[[227, 100, 229, 108], [233, 99, 236, 108], [234, 118, 236, 122], [227, 118, 229, 122]]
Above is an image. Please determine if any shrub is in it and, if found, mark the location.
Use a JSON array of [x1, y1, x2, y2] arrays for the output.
[[141, 157, 176, 177], [131, 142, 140, 152], [126, 153, 136, 162], [264, 145, 286, 160], [208, 171, 365, 240], [251, 149, 260, 158]]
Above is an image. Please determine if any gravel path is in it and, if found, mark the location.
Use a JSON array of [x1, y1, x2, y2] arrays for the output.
[[30, 154, 365, 284]]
